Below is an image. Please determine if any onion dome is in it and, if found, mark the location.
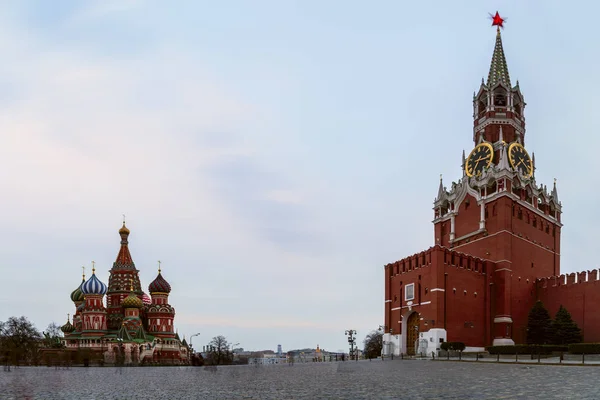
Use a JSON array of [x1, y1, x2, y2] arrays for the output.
[[122, 292, 143, 309], [119, 222, 130, 235], [61, 315, 75, 333], [148, 264, 171, 294], [70, 269, 86, 302], [70, 283, 84, 302], [142, 292, 152, 306], [81, 267, 107, 295]]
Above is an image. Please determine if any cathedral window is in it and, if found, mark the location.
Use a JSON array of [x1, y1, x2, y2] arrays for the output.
[[532, 218, 537, 228], [546, 225, 549, 234], [518, 208, 523, 220]]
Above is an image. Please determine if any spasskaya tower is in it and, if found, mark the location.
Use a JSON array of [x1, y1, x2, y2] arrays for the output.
[[431, 13, 562, 345]]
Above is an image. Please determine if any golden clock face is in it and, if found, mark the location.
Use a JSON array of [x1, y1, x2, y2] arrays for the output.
[[465, 143, 494, 177], [508, 142, 533, 177]]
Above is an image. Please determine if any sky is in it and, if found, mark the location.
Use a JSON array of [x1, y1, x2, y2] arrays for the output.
[[1, 0, 600, 353]]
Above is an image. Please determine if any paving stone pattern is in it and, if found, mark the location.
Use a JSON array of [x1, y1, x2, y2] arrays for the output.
[[0, 360, 594, 399]]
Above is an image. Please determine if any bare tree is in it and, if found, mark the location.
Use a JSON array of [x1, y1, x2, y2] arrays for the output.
[[43, 322, 64, 349], [206, 335, 231, 365], [0, 316, 42, 367], [363, 330, 383, 359]]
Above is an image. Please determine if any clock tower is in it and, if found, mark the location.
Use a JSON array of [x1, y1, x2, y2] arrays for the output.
[[431, 20, 562, 345]]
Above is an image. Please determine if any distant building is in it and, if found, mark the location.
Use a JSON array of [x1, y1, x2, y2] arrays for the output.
[[277, 344, 282, 356]]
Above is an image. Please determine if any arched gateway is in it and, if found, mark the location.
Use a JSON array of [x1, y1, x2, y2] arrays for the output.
[[404, 312, 420, 355]]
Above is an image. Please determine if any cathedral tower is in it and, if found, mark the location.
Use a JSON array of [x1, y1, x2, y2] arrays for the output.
[[147, 264, 176, 339], [106, 222, 144, 330]]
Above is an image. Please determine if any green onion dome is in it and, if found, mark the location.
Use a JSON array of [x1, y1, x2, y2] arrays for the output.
[[61, 316, 75, 333], [70, 276, 85, 302]]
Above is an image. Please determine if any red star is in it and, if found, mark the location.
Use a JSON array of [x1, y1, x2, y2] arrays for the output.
[[490, 11, 505, 29]]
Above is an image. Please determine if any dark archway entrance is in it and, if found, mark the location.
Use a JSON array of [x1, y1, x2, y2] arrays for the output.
[[406, 312, 420, 355]]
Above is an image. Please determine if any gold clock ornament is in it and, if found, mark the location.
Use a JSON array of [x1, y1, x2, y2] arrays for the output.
[[465, 143, 494, 177], [508, 142, 533, 177]]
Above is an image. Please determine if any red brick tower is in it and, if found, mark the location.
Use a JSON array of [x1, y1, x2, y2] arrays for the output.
[[432, 24, 562, 345], [106, 222, 144, 330], [147, 264, 176, 339]]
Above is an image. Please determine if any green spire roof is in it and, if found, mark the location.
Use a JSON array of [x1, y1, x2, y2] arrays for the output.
[[487, 29, 511, 87], [117, 323, 133, 342]]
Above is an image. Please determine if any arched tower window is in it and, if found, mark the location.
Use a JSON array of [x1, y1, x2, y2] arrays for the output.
[[493, 88, 507, 107], [478, 96, 487, 118]]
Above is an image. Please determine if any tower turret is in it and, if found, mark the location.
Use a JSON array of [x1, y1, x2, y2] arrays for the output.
[[106, 219, 144, 330], [147, 262, 176, 338], [80, 263, 108, 334]]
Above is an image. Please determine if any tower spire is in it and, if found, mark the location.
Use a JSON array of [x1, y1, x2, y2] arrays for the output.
[[487, 12, 511, 87], [113, 220, 134, 269]]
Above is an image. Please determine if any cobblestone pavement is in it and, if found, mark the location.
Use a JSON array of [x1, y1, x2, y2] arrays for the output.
[[0, 359, 595, 399]]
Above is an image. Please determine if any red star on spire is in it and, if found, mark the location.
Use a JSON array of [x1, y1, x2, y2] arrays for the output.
[[490, 11, 505, 30]]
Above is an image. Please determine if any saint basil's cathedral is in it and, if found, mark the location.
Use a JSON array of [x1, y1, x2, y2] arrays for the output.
[[383, 14, 600, 356], [57, 222, 189, 365]]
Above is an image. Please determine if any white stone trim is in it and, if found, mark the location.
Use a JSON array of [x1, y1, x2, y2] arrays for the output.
[[492, 338, 515, 346], [400, 301, 431, 309], [430, 288, 445, 292], [391, 307, 401, 311], [385, 300, 392, 303], [494, 317, 513, 323], [495, 268, 512, 272]]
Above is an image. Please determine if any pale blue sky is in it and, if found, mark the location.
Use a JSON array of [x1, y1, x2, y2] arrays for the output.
[[1, 1, 600, 352]]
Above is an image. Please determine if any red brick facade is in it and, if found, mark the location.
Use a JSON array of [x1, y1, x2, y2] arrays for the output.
[[383, 27, 588, 354]]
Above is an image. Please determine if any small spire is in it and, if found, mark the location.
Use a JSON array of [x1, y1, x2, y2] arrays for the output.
[[67, 313, 70, 322], [551, 178, 559, 203], [82, 266, 86, 281], [158, 260, 162, 274], [498, 140, 510, 170], [122, 214, 126, 224], [437, 175, 446, 201], [91, 261, 96, 274]]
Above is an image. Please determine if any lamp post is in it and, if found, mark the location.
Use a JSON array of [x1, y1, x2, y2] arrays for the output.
[[345, 330, 357, 361], [189, 333, 201, 353], [230, 342, 240, 364]]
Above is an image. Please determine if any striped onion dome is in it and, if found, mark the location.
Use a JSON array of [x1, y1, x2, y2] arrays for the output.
[[142, 292, 152, 305], [70, 280, 85, 302], [81, 270, 107, 295], [61, 318, 75, 333], [122, 292, 143, 309], [148, 271, 171, 294]]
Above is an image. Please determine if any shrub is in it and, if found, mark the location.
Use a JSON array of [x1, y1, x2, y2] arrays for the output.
[[568, 343, 600, 355], [440, 342, 465, 352]]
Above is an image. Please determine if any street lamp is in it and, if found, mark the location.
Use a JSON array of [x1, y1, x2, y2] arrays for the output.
[[230, 342, 240, 363], [345, 330, 357, 361], [189, 333, 201, 353]]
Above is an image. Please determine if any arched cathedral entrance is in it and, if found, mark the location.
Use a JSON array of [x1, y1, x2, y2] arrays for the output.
[[405, 312, 420, 355]]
